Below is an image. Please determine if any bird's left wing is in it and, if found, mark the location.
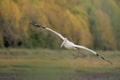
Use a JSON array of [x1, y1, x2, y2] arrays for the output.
[[45, 28, 65, 40], [31, 23, 65, 40], [74, 45, 112, 64]]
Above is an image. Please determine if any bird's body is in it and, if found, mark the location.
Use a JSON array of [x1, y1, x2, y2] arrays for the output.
[[31, 23, 112, 64], [64, 41, 75, 49]]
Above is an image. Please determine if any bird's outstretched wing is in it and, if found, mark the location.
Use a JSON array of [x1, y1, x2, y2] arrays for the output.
[[45, 28, 65, 40], [31, 23, 65, 40], [74, 45, 112, 64]]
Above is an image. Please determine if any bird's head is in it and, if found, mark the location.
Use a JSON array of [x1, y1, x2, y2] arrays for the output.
[[60, 38, 68, 47]]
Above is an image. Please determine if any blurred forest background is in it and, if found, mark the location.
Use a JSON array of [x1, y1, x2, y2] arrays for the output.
[[0, 0, 120, 50]]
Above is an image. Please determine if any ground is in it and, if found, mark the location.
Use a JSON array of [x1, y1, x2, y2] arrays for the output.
[[0, 48, 120, 80]]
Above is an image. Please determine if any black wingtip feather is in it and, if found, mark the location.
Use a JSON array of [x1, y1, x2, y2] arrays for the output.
[[96, 53, 112, 64], [30, 23, 46, 29]]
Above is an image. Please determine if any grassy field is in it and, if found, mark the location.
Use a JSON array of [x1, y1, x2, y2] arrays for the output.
[[0, 48, 120, 80]]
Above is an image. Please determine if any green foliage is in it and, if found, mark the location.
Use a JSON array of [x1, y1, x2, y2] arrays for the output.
[[87, 6, 105, 49], [96, 9, 117, 50], [98, 0, 120, 49], [0, 0, 120, 50]]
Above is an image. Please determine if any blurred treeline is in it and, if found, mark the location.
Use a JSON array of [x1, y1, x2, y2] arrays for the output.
[[0, 0, 120, 50]]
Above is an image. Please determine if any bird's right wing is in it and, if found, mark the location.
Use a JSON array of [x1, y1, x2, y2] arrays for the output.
[[74, 45, 112, 64], [46, 28, 65, 40]]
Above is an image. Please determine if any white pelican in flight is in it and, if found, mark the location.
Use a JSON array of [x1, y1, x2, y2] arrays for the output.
[[31, 23, 112, 64]]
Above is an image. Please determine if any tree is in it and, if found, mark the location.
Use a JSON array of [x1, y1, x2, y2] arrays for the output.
[[0, 0, 22, 47]]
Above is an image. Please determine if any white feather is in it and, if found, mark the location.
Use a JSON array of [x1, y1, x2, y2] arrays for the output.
[[46, 28, 65, 40], [74, 45, 97, 55]]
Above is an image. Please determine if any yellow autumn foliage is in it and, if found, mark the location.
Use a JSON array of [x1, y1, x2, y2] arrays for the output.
[[66, 10, 93, 47], [0, 0, 21, 32]]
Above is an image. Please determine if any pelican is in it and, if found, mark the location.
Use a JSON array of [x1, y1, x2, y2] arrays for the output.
[[31, 23, 112, 64]]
